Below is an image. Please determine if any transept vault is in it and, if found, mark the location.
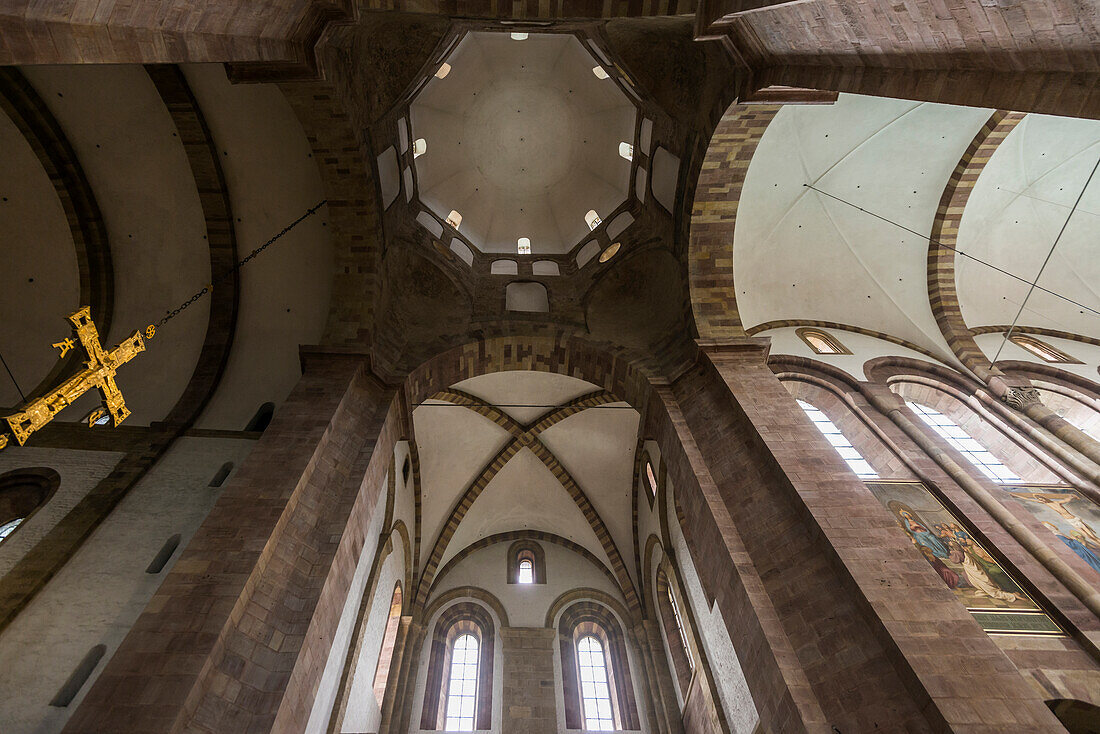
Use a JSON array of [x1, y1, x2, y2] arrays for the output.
[[1, 3, 1100, 734]]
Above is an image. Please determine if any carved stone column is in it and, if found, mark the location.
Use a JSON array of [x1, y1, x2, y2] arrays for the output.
[[656, 338, 1066, 733]]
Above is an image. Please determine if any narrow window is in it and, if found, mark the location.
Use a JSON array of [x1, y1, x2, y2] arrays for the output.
[[577, 636, 615, 731], [618, 142, 633, 161], [798, 400, 879, 478], [436, 63, 452, 79], [403, 455, 412, 486], [208, 462, 233, 488], [1009, 335, 1079, 364], [585, 210, 602, 231], [50, 645, 106, 707], [446, 210, 462, 230], [373, 585, 403, 707], [414, 138, 428, 158], [517, 558, 534, 584], [517, 237, 531, 255], [0, 517, 22, 542], [445, 634, 480, 730], [592, 66, 610, 80], [145, 534, 181, 574], [245, 402, 274, 433], [644, 460, 657, 499], [906, 401, 1020, 483], [598, 242, 619, 263], [510, 32, 528, 40], [666, 586, 693, 670], [796, 328, 850, 355]]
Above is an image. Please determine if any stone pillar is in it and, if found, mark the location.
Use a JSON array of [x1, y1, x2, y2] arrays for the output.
[[377, 615, 413, 734], [634, 620, 683, 734], [656, 339, 1066, 733], [64, 350, 398, 734], [500, 627, 558, 734]]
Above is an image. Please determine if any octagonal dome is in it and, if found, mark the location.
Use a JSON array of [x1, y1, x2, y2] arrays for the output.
[[411, 31, 637, 255]]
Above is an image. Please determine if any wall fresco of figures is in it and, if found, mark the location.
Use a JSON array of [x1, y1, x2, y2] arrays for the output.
[[865, 481, 1061, 635], [1000, 485, 1100, 576]]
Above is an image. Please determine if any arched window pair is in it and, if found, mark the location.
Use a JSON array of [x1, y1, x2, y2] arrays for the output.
[[559, 602, 640, 731], [422, 603, 495, 731], [798, 396, 1021, 484]]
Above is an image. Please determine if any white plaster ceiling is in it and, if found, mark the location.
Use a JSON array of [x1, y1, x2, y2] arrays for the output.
[[0, 106, 79, 408], [973, 332, 1100, 381], [451, 370, 601, 424], [0, 64, 331, 430], [761, 327, 949, 380], [414, 400, 514, 552], [19, 65, 210, 426], [414, 370, 641, 592], [735, 93, 993, 362], [956, 113, 1100, 354], [438, 446, 611, 571], [411, 31, 635, 254], [181, 64, 332, 431], [538, 404, 638, 582]]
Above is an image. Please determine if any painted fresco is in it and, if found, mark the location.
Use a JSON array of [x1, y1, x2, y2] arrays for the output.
[[1001, 486, 1100, 576], [865, 481, 1060, 635]]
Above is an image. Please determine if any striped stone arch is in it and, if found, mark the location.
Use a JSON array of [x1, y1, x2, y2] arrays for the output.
[[412, 388, 641, 615], [688, 103, 781, 340], [748, 319, 946, 362], [927, 110, 1026, 380]]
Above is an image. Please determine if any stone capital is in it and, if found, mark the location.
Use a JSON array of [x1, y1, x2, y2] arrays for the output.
[[1002, 386, 1042, 411]]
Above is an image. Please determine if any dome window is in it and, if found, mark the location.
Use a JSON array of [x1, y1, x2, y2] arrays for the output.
[[619, 142, 634, 161], [592, 66, 610, 80], [585, 210, 602, 231], [510, 32, 528, 40], [446, 210, 462, 230], [435, 63, 451, 79], [598, 242, 620, 263], [413, 138, 427, 158], [517, 237, 531, 255]]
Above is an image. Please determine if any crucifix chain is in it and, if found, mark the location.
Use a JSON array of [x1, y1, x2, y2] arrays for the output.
[[1, 199, 327, 450]]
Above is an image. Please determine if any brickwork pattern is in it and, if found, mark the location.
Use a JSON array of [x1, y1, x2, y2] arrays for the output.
[[501, 627, 559, 734], [661, 343, 1066, 732], [280, 82, 382, 349], [730, 0, 1100, 118], [64, 354, 396, 734], [779, 362, 1100, 709], [688, 105, 779, 340], [927, 111, 1025, 380], [748, 318, 944, 362]]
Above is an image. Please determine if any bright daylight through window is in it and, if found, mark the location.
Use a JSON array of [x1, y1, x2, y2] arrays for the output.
[[907, 402, 1020, 483], [797, 400, 878, 478], [444, 634, 479, 731]]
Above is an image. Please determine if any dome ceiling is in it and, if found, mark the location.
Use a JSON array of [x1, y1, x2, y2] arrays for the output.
[[410, 31, 637, 255]]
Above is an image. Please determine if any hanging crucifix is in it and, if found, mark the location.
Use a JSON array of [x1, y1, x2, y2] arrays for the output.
[[0, 307, 154, 450], [0, 198, 326, 451]]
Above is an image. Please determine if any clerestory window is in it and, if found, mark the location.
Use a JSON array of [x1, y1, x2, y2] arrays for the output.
[[517, 558, 534, 584], [906, 401, 1020, 483], [798, 400, 879, 478]]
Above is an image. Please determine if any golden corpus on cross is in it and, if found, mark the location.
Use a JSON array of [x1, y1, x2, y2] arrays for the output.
[[0, 307, 154, 451]]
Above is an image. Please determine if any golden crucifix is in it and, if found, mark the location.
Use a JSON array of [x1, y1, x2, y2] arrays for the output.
[[0, 307, 154, 450]]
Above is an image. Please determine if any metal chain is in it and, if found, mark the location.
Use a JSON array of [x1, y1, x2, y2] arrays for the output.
[[150, 199, 327, 336]]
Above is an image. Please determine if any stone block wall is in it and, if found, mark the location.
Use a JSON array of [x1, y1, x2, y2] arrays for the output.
[[501, 627, 558, 734]]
